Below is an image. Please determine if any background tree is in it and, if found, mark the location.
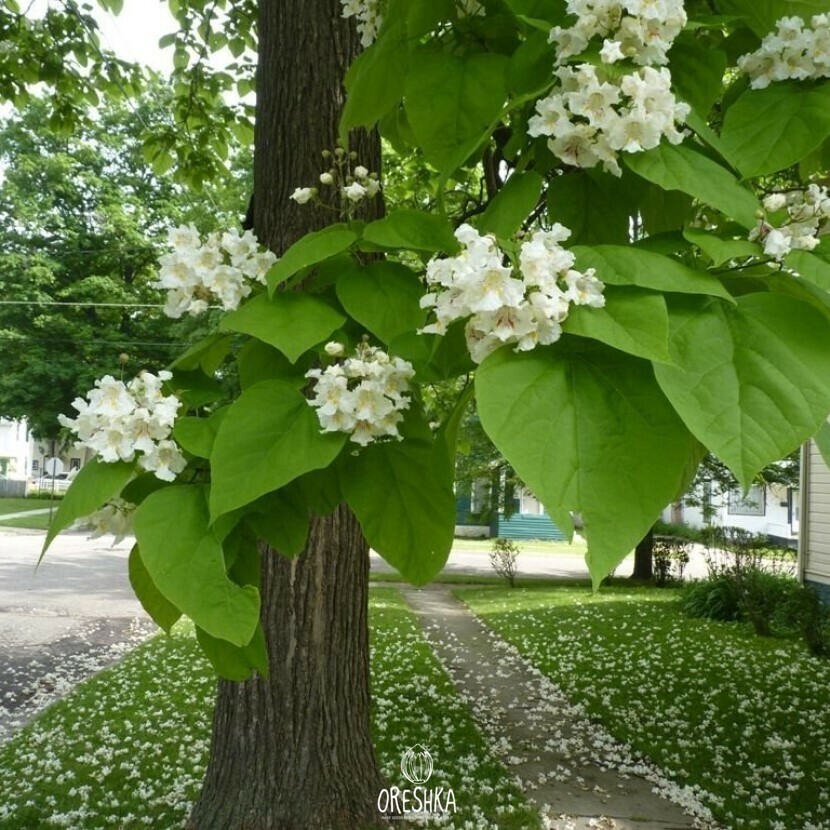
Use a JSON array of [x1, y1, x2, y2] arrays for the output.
[[0, 88, 251, 437]]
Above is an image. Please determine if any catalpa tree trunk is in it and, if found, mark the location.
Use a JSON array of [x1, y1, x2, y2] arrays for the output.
[[188, 2, 388, 827]]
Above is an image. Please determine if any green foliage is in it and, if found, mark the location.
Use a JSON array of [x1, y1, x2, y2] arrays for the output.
[[476, 344, 703, 588], [625, 142, 760, 229], [721, 83, 830, 178], [654, 294, 830, 487], [209, 380, 346, 520], [266, 226, 358, 290], [341, 439, 456, 585], [335, 261, 426, 344], [42, 459, 135, 553], [134, 485, 260, 648], [681, 574, 744, 621], [128, 545, 182, 634], [220, 293, 346, 363]]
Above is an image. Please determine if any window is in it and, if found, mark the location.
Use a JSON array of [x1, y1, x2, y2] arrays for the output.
[[728, 484, 766, 516], [69, 458, 81, 471], [31, 459, 39, 472]]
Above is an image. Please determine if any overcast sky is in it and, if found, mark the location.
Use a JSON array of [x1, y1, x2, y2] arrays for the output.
[[29, 0, 176, 71]]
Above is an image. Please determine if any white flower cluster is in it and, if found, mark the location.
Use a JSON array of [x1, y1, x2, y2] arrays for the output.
[[550, 0, 687, 67], [291, 152, 380, 208], [532, 0, 688, 175], [529, 64, 688, 176], [340, 0, 384, 47], [420, 223, 605, 364], [58, 371, 186, 482], [156, 224, 277, 318], [750, 185, 830, 260], [81, 498, 137, 545], [306, 341, 415, 446], [738, 15, 830, 89]]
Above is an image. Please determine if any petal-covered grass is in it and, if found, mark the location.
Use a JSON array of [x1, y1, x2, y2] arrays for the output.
[[459, 584, 830, 830], [0, 588, 539, 830]]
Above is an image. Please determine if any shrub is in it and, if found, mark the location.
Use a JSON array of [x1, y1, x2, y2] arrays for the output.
[[737, 570, 797, 637], [777, 586, 830, 658], [653, 535, 691, 586], [681, 574, 743, 622], [489, 537, 519, 588], [653, 519, 704, 543]]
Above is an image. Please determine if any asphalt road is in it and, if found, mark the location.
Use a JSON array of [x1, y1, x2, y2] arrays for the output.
[[0, 529, 152, 741]]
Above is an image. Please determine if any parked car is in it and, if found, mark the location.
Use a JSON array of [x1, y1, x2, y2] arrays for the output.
[[32, 470, 78, 493]]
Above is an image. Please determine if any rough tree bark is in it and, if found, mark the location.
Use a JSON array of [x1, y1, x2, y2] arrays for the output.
[[188, 2, 388, 827]]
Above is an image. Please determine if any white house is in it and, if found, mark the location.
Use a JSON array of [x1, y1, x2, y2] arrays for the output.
[[0, 418, 93, 485], [0, 417, 31, 480], [662, 481, 799, 547], [798, 439, 830, 602]]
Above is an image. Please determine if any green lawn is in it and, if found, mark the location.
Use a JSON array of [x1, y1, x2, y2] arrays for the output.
[[0, 498, 54, 516], [0, 589, 539, 830], [460, 584, 830, 830], [0, 512, 54, 530]]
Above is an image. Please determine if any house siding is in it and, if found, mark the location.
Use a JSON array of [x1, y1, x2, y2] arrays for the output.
[[800, 440, 830, 587], [490, 513, 566, 541]]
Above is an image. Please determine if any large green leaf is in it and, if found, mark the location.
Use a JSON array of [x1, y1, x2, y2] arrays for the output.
[[336, 261, 426, 345], [266, 226, 357, 291], [669, 37, 728, 117], [405, 50, 508, 175], [196, 624, 269, 682], [717, 0, 829, 36], [654, 294, 830, 487], [133, 485, 260, 647], [563, 287, 671, 363], [341, 21, 408, 133], [625, 142, 760, 229], [341, 441, 456, 585], [546, 170, 635, 245], [683, 229, 762, 267], [246, 487, 310, 556], [814, 420, 830, 471], [362, 210, 458, 253], [128, 545, 182, 634], [480, 172, 543, 238], [170, 333, 232, 375], [173, 409, 227, 459], [573, 245, 734, 301], [787, 242, 830, 290], [210, 380, 346, 520], [476, 344, 702, 586], [42, 459, 135, 554], [721, 83, 830, 179], [220, 292, 345, 363], [237, 340, 305, 390]]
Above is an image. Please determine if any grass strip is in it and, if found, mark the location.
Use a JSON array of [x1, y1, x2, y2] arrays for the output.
[[460, 584, 830, 830]]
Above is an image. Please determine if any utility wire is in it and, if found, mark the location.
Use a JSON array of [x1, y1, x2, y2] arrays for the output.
[[0, 300, 166, 308]]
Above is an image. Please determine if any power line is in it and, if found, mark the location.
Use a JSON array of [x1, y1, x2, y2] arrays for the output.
[[0, 300, 166, 308], [0, 334, 187, 347]]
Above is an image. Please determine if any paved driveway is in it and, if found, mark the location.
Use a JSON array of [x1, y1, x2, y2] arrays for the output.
[[0, 529, 151, 741]]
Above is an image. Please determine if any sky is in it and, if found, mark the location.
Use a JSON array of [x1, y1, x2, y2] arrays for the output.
[[29, 0, 176, 71]]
